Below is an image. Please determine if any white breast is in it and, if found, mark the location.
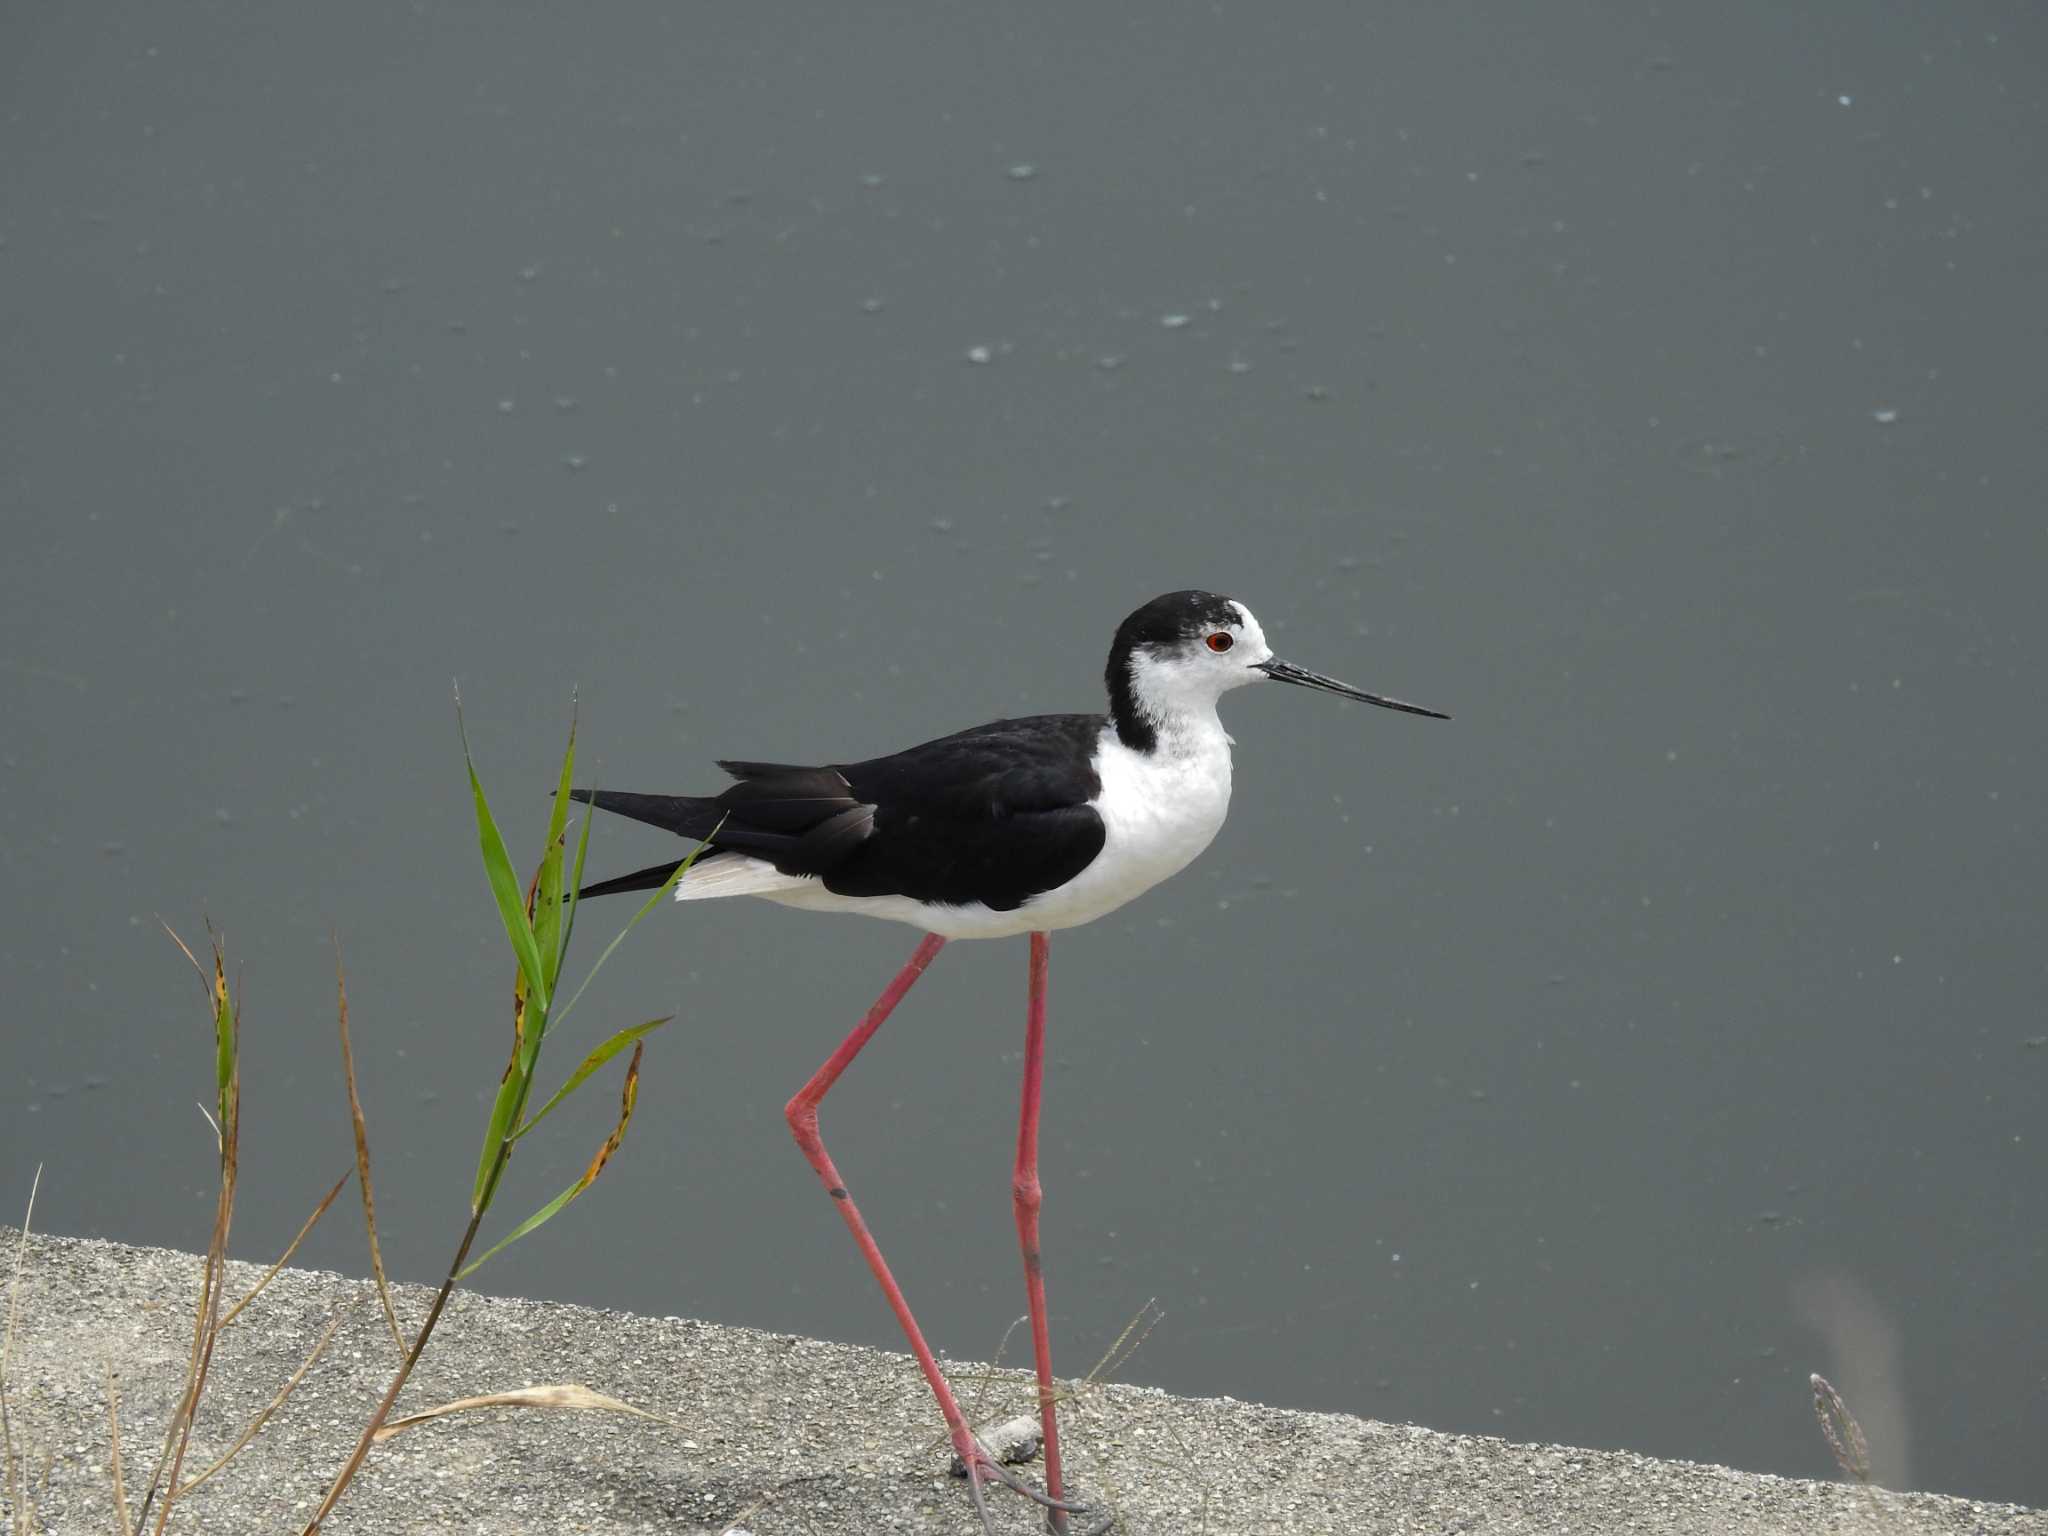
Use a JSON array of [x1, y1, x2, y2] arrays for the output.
[[1014, 720, 1234, 934]]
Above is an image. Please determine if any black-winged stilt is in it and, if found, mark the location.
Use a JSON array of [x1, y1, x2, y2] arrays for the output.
[[572, 590, 1445, 1531]]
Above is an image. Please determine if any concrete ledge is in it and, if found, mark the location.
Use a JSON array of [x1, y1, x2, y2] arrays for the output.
[[0, 1229, 2037, 1534]]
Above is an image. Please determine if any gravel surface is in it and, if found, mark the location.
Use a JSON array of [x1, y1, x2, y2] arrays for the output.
[[1, 1229, 2037, 1535]]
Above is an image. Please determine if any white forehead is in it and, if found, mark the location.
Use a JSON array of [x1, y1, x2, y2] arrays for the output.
[[1227, 600, 1268, 649]]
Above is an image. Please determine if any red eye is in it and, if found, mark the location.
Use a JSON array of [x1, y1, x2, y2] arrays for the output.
[[1205, 632, 1234, 653]]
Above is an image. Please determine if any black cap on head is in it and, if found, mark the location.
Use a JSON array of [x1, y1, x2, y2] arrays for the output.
[[1111, 590, 1242, 656]]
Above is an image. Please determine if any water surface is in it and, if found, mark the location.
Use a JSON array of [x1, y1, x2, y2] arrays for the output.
[[3, 1, 2043, 1507]]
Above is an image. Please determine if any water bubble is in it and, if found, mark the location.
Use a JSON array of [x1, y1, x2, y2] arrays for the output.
[[1871, 407, 1898, 424], [1159, 313, 1191, 330], [965, 344, 993, 365], [1006, 163, 1038, 181]]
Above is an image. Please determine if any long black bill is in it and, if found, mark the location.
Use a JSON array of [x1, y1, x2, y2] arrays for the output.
[[1254, 658, 1449, 719]]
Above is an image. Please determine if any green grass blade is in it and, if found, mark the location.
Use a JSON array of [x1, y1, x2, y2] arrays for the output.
[[559, 787, 595, 975], [471, 950, 542, 1214], [458, 1177, 581, 1278], [471, 1033, 527, 1214], [513, 1016, 672, 1143], [532, 705, 578, 998], [210, 940, 237, 1145], [460, 1046, 644, 1278], [551, 818, 724, 1032], [457, 694, 550, 1018]]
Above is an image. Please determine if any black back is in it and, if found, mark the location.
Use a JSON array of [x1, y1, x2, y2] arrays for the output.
[[573, 713, 1109, 912]]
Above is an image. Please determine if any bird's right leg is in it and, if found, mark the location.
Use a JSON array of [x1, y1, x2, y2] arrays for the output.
[[784, 931, 1085, 1531]]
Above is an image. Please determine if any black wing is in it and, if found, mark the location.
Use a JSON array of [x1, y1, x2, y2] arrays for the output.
[[573, 713, 1110, 911], [827, 713, 1108, 908]]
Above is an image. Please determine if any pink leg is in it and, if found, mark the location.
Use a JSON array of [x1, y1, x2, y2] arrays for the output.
[[1014, 931, 1068, 1530], [785, 932, 1079, 1529]]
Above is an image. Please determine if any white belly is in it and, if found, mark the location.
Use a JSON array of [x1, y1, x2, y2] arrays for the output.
[[743, 722, 1236, 941]]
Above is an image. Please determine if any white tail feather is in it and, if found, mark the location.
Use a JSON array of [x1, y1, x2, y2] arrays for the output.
[[675, 855, 811, 902]]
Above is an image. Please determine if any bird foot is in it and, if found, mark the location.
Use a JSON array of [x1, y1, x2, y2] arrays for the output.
[[946, 1423, 1091, 1533], [951, 1413, 1043, 1471]]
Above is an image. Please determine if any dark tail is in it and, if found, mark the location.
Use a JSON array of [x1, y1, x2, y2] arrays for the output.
[[567, 789, 725, 900], [567, 788, 724, 839], [575, 857, 698, 900], [571, 781, 852, 898]]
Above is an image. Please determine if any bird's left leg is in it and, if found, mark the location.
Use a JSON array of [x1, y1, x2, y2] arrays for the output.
[[786, 932, 1084, 1532], [1012, 931, 1071, 1532]]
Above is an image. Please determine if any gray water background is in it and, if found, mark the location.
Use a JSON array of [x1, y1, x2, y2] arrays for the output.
[[4, 0, 2044, 1509]]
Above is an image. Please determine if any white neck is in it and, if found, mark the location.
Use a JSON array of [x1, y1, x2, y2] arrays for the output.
[[1124, 654, 1238, 757]]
